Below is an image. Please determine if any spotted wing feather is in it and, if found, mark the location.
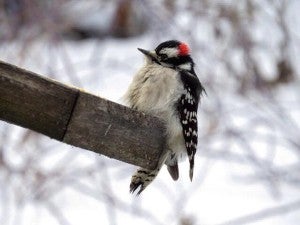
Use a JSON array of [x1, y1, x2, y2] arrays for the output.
[[177, 70, 204, 181]]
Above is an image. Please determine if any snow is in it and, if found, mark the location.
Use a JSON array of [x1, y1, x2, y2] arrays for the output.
[[1, 1, 300, 225]]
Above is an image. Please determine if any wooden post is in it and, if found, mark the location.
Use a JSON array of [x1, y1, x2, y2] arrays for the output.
[[0, 60, 165, 170]]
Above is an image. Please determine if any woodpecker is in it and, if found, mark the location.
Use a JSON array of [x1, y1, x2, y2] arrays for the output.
[[124, 40, 205, 194]]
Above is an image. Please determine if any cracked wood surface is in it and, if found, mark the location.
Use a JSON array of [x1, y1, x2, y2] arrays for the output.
[[0, 60, 165, 170]]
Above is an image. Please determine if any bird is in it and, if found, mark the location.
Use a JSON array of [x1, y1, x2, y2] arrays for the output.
[[124, 40, 205, 194]]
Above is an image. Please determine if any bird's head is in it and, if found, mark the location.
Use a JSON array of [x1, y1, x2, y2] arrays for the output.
[[138, 40, 195, 73]]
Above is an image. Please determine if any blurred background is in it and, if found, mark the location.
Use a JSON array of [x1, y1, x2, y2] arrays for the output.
[[0, 0, 300, 224]]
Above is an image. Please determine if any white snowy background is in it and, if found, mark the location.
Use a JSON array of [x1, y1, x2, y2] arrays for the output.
[[1, 0, 300, 225]]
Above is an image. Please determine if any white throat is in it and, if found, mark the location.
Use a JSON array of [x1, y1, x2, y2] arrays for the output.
[[178, 62, 192, 71]]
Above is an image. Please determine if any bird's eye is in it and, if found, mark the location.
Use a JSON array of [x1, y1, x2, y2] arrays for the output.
[[159, 53, 168, 60]]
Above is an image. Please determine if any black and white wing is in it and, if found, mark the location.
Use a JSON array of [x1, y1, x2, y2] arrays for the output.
[[177, 70, 204, 181]]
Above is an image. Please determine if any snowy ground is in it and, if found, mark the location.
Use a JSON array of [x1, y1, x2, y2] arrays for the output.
[[1, 1, 300, 225]]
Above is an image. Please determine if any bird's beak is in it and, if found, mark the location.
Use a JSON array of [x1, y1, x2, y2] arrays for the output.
[[137, 48, 157, 61]]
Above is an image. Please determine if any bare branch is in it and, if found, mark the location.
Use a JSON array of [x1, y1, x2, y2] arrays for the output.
[[216, 199, 300, 225]]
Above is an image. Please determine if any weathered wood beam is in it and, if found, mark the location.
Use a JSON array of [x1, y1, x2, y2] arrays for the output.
[[0, 60, 165, 170]]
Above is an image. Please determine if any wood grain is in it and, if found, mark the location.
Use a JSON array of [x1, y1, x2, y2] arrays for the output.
[[63, 92, 165, 169], [0, 60, 165, 169], [0, 61, 78, 140]]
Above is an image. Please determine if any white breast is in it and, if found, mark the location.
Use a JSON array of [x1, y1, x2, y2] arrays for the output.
[[124, 62, 186, 159]]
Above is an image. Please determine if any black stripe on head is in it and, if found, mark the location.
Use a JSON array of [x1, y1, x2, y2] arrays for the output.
[[155, 40, 181, 53], [163, 55, 194, 67], [154, 40, 196, 74]]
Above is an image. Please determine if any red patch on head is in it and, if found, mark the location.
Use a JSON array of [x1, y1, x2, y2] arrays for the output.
[[179, 42, 190, 56]]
